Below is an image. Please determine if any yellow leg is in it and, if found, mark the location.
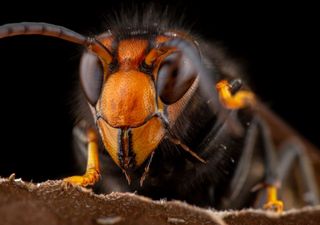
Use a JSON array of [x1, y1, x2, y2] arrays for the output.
[[216, 80, 255, 109], [64, 128, 100, 186], [263, 185, 284, 213]]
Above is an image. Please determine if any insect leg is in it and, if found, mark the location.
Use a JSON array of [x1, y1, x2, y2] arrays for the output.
[[277, 139, 320, 205], [216, 79, 255, 110], [221, 116, 260, 208], [215, 79, 256, 137], [64, 126, 100, 186], [255, 117, 284, 212]]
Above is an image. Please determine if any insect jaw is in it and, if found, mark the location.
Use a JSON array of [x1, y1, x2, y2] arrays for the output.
[[95, 114, 157, 176], [96, 113, 166, 170]]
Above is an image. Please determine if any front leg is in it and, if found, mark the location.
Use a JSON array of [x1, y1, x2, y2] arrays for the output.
[[64, 128, 100, 186]]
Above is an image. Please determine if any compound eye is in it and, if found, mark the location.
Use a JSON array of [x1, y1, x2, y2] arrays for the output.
[[157, 52, 197, 104], [80, 52, 104, 106]]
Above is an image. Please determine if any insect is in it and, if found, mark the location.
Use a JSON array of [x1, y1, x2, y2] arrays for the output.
[[0, 9, 319, 212]]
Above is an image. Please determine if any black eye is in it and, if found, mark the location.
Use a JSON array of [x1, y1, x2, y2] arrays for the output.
[[157, 52, 197, 104], [80, 52, 104, 106]]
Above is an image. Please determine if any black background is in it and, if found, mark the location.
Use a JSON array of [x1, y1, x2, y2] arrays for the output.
[[0, 1, 319, 182]]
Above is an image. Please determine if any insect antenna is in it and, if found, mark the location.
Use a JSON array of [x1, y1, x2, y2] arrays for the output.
[[0, 22, 112, 64]]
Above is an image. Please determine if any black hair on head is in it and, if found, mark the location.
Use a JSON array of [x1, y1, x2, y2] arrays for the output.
[[104, 2, 191, 39]]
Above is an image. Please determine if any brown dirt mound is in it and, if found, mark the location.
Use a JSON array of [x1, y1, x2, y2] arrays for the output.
[[0, 176, 319, 225]]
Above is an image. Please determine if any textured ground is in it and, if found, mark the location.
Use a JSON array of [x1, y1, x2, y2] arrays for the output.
[[0, 176, 319, 225]]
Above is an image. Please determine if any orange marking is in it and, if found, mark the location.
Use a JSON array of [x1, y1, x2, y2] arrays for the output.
[[145, 49, 159, 66], [216, 80, 255, 109], [155, 35, 170, 45], [99, 35, 114, 50], [118, 39, 148, 70], [97, 119, 121, 167], [90, 44, 112, 65], [99, 70, 156, 127], [131, 117, 165, 166], [145, 47, 177, 69]]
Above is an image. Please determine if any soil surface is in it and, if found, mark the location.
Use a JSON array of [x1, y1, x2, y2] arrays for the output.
[[0, 176, 319, 225]]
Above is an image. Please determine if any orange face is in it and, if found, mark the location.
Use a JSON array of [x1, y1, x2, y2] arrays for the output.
[[90, 34, 197, 171], [94, 37, 164, 170]]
